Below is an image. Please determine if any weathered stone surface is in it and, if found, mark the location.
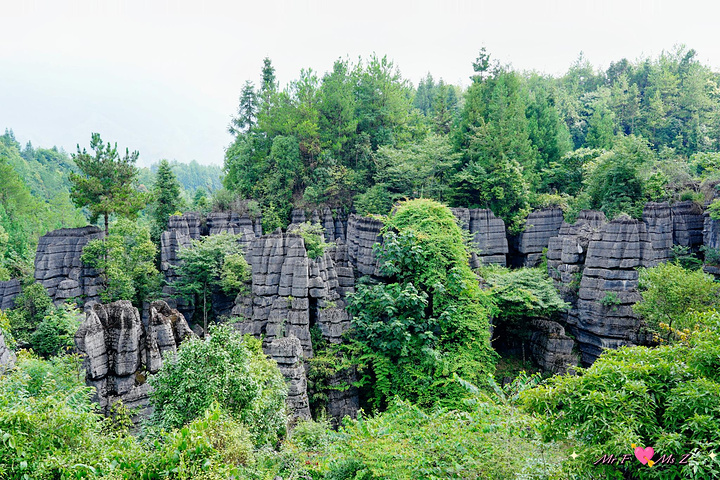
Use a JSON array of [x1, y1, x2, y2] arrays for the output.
[[160, 212, 258, 322], [345, 214, 384, 276], [451, 208, 508, 266], [34, 226, 104, 307], [289, 208, 348, 243], [642, 202, 673, 264], [0, 279, 21, 311], [671, 201, 705, 250], [573, 215, 663, 364], [267, 335, 311, 423], [206, 212, 262, 241], [0, 328, 15, 373], [528, 319, 578, 374], [513, 208, 564, 267], [231, 230, 357, 423], [75, 300, 193, 419], [703, 212, 720, 250]]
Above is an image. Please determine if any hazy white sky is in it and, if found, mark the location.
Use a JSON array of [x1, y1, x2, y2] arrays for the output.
[[1, 0, 719, 166]]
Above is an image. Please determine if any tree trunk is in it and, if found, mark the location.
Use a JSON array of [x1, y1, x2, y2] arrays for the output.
[[104, 213, 109, 237]]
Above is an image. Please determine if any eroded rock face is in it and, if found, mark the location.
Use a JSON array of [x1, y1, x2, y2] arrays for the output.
[[528, 319, 578, 374], [451, 208, 509, 266], [345, 214, 384, 277], [546, 203, 716, 366], [703, 212, 720, 277], [207, 212, 262, 239], [672, 201, 705, 250], [574, 215, 661, 364], [0, 328, 15, 373], [75, 300, 193, 419], [266, 336, 311, 423], [513, 208, 564, 267], [160, 212, 260, 322], [231, 231, 357, 423], [0, 279, 21, 311], [288, 208, 348, 242], [34, 226, 104, 307]]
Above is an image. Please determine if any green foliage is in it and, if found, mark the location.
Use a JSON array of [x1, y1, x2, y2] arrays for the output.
[[522, 318, 720, 479], [480, 266, 569, 325], [634, 261, 720, 341], [69, 133, 148, 234], [81, 219, 160, 307], [6, 282, 54, 346], [0, 138, 85, 276], [172, 232, 245, 330], [583, 135, 654, 219], [600, 291, 622, 309], [29, 303, 82, 358], [294, 221, 334, 259], [0, 351, 256, 479], [149, 325, 287, 447], [150, 159, 185, 241], [347, 199, 497, 409], [670, 244, 703, 270], [220, 253, 250, 295], [320, 400, 566, 480]]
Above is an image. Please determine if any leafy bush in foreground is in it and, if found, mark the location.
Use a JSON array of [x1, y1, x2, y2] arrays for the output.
[[149, 324, 287, 447], [522, 314, 720, 479]]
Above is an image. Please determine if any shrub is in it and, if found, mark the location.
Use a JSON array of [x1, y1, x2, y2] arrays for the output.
[[522, 320, 720, 479], [294, 221, 335, 259], [29, 303, 82, 358], [149, 324, 287, 446], [634, 262, 720, 341]]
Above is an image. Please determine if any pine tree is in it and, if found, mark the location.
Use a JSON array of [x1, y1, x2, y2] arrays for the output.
[[69, 133, 147, 236], [151, 159, 184, 240], [229, 81, 258, 135]]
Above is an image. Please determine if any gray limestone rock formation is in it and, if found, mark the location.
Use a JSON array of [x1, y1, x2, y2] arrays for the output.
[[514, 208, 564, 267], [642, 202, 674, 264], [703, 212, 720, 277], [75, 300, 193, 419], [671, 201, 705, 250], [288, 208, 348, 242], [0, 279, 21, 311], [231, 230, 357, 423], [266, 335, 311, 423], [34, 226, 104, 307], [345, 214, 384, 276], [547, 211, 607, 313], [0, 328, 15, 373], [451, 208, 508, 266], [160, 212, 260, 322], [528, 319, 578, 374], [574, 215, 661, 364], [207, 211, 262, 239]]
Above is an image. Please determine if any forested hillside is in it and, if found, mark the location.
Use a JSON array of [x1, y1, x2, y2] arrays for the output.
[[0, 130, 223, 279], [224, 47, 720, 230], [2, 46, 720, 480]]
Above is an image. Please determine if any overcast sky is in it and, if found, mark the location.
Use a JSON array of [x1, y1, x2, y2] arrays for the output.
[[2, 0, 719, 166]]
